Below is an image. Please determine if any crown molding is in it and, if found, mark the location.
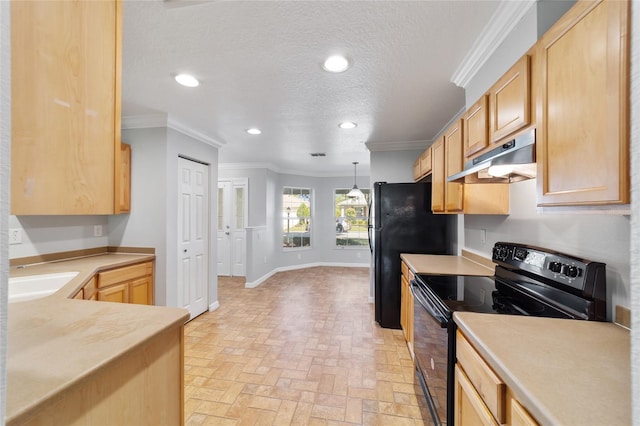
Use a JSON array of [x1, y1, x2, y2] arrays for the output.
[[167, 117, 225, 148], [218, 162, 369, 178], [365, 139, 432, 152], [451, 0, 537, 88], [121, 114, 225, 148]]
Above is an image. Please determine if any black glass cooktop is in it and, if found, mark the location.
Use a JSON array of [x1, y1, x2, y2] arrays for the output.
[[413, 273, 577, 319]]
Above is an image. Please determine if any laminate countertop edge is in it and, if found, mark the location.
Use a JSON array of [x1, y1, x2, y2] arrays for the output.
[[454, 312, 630, 426], [6, 253, 190, 424], [400, 252, 495, 276]]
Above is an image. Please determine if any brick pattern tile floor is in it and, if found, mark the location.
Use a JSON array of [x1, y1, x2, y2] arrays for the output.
[[184, 266, 430, 425]]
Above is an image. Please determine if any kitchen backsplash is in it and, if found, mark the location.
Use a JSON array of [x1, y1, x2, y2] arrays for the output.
[[464, 179, 630, 322]]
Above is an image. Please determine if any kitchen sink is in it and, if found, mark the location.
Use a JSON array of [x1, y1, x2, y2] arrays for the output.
[[8, 272, 79, 303]]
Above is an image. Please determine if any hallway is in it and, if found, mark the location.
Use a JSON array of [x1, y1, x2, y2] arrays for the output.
[[184, 267, 428, 425]]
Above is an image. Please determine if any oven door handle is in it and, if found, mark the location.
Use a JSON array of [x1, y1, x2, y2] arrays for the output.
[[410, 281, 448, 327]]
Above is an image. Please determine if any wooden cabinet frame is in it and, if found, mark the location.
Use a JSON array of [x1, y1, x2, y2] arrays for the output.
[[536, 0, 629, 206]]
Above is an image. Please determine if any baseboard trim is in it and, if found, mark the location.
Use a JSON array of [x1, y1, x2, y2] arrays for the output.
[[208, 301, 220, 312], [244, 263, 369, 289]]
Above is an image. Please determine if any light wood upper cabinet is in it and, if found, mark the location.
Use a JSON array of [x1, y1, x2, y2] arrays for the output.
[[444, 121, 464, 212], [536, 0, 629, 206], [430, 126, 509, 215], [431, 137, 446, 213], [413, 147, 433, 182], [463, 95, 489, 157], [489, 55, 531, 144], [11, 0, 124, 215], [119, 143, 132, 213], [413, 157, 422, 181]]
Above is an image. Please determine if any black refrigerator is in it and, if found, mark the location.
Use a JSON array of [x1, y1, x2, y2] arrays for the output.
[[369, 182, 455, 329]]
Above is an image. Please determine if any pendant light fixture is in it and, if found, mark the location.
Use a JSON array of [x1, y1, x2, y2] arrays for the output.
[[347, 162, 365, 198]]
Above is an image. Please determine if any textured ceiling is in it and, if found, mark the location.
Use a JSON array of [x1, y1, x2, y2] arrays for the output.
[[121, 0, 501, 176]]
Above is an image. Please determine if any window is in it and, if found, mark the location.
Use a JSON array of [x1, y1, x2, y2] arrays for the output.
[[282, 187, 312, 248], [334, 188, 370, 248]]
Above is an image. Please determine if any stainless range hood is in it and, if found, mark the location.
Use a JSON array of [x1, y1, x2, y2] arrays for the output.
[[448, 129, 536, 184]]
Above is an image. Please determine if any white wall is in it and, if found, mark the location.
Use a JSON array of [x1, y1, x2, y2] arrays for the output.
[[109, 127, 219, 309], [370, 150, 423, 186], [465, 180, 630, 320], [9, 215, 109, 259], [219, 166, 372, 285], [109, 127, 168, 303], [219, 166, 268, 227]]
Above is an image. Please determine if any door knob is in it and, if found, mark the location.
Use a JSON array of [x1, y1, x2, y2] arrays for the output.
[[184, 249, 187, 253]]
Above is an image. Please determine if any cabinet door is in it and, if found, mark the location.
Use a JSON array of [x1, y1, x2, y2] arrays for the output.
[[431, 138, 445, 212], [444, 121, 464, 212], [489, 55, 530, 143], [510, 397, 539, 426], [420, 147, 432, 177], [400, 274, 408, 337], [119, 143, 131, 213], [454, 365, 499, 426], [130, 276, 152, 305], [536, 0, 629, 206], [98, 283, 129, 303], [463, 95, 489, 157], [11, 1, 122, 215], [413, 158, 422, 181]]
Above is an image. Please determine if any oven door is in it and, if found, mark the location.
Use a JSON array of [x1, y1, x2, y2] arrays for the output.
[[411, 278, 452, 425]]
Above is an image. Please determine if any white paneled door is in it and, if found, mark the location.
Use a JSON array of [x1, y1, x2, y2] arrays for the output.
[[178, 157, 209, 320], [217, 178, 247, 277]]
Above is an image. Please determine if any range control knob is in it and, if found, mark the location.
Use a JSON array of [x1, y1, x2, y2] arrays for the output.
[[549, 262, 563, 273], [565, 265, 580, 278]]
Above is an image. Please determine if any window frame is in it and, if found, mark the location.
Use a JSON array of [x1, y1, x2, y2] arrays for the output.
[[282, 186, 313, 250], [333, 187, 370, 249]]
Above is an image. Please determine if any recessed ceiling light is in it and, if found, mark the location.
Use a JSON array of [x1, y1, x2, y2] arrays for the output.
[[246, 128, 262, 135], [322, 55, 350, 73], [174, 73, 199, 87], [338, 121, 357, 129]]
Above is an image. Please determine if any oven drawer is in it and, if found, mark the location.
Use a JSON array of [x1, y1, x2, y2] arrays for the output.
[[456, 330, 506, 423]]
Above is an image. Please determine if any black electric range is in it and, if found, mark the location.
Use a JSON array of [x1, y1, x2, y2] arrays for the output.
[[410, 242, 607, 425]]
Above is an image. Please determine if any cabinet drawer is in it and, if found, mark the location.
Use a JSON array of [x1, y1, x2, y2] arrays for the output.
[[456, 330, 505, 423], [98, 262, 153, 288]]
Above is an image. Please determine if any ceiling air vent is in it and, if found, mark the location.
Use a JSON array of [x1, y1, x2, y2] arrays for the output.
[[310, 153, 326, 157]]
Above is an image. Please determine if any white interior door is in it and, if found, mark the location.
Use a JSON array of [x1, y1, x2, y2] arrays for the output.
[[178, 157, 209, 320], [217, 178, 248, 277], [217, 181, 232, 276]]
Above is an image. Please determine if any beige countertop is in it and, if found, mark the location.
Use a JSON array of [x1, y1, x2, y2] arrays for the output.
[[7, 253, 190, 424], [401, 251, 494, 276], [454, 312, 630, 426]]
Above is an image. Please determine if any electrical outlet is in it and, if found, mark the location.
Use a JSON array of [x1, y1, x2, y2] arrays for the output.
[[9, 229, 22, 245], [93, 225, 103, 237], [297, 253, 302, 260], [480, 229, 486, 243]]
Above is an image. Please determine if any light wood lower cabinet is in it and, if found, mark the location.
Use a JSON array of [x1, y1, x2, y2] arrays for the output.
[[400, 261, 414, 359], [98, 261, 154, 305], [11, 325, 184, 426], [455, 330, 539, 426], [73, 262, 154, 305]]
